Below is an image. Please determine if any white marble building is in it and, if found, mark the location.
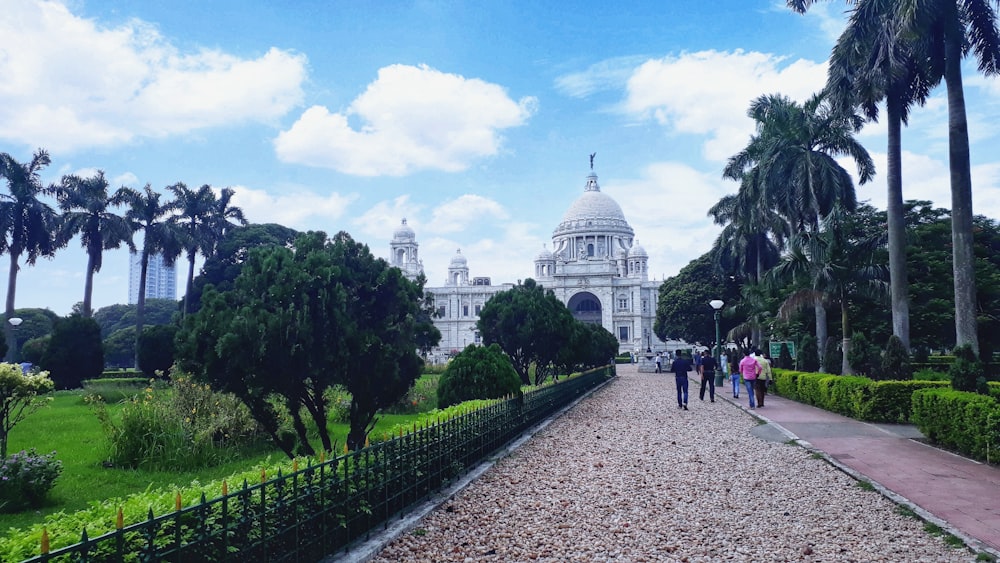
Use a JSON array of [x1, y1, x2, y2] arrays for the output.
[[389, 167, 668, 360]]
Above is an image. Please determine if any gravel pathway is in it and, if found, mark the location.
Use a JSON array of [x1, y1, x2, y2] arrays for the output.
[[370, 366, 976, 562]]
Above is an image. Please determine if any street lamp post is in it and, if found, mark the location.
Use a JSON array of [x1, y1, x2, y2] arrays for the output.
[[709, 300, 724, 387], [7, 317, 23, 363]]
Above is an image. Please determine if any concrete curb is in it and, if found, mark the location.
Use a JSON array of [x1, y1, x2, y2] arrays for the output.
[[323, 375, 618, 563]]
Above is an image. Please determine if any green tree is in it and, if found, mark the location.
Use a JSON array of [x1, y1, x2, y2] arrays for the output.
[[777, 342, 794, 369], [20, 335, 49, 366], [102, 327, 134, 369], [56, 171, 136, 317], [39, 315, 104, 389], [0, 363, 54, 458], [0, 150, 62, 362], [93, 300, 177, 339], [881, 334, 912, 380], [123, 184, 183, 367], [437, 344, 522, 409], [796, 334, 821, 372], [137, 325, 177, 377], [847, 332, 880, 378], [654, 253, 740, 346], [187, 223, 299, 315], [477, 278, 576, 386], [949, 343, 983, 392], [823, 336, 842, 374], [790, 0, 1000, 355]]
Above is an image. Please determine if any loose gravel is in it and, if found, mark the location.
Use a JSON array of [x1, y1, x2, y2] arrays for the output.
[[369, 366, 975, 562]]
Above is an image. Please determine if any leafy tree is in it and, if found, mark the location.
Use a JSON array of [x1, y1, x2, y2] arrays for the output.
[[93, 300, 177, 339], [137, 325, 177, 377], [123, 184, 183, 367], [777, 342, 794, 369], [796, 334, 821, 372], [177, 231, 438, 455], [0, 364, 54, 458], [823, 337, 842, 375], [56, 171, 135, 317], [437, 344, 522, 409], [556, 322, 619, 375], [654, 252, 740, 346], [20, 336, 49, 365], [0, 149, 62, 362], [187, 223, 299, 314], [847, 332, 881, 378], [102, 327, 134, 369], [881, 335, 912, 380], [478, 278, 575, 386], [39, 315, 104, 389]]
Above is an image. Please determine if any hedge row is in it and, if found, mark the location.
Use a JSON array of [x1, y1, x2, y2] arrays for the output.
[[772, 369, 949, 423], [912, 388, 1000, 462]]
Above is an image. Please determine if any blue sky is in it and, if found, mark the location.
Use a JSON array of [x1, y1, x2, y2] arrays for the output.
[[2, 0, 999, 316]]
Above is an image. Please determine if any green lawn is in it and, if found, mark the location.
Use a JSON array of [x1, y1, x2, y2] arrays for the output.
[[1, 390, 428, 534]]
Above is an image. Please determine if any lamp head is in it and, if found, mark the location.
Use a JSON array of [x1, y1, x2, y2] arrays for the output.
[[709, 300, 724, 311], [8, 317, 22, 327]]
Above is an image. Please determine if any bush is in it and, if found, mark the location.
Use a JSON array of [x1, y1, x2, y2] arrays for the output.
[[822, 337, 841, 375], [913, 368, 948, 381], [138, 325, 177, 377], [437, 344, 522, 409], [383, 374, 439, 415], [855, 380, 950, 423], [881, 335, 911, 380], [796, 335, 820, 372], [949, 344, 983, 392], [20, 336, 48, 366], [0, 449, 62, 512], [777, 343, 793, 370], [40, 315, 103, 389], [911, 388, 1000, 462], [848, 332, 880, 377], [81, 377, 156, 404], [0, 364, 54, 459]]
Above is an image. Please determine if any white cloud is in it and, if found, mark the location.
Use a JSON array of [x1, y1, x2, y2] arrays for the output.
[[351, 196, 424, 240], [229, 185, 358, 232], [622, 50, 827, 162], [0, 0, 307, 152], [554, 55, 650, 98], [427, 195, 509, 234], [274, 64, 537, 176]]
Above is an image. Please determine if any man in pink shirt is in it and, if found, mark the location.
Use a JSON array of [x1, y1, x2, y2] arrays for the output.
[[738, 349, 761, 409]]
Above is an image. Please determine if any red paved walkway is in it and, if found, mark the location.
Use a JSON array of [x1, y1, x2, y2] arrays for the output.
[[707, 375, 1000, 554]]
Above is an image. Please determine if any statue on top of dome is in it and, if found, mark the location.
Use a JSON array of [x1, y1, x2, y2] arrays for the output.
[[589, 152, 596, 170]]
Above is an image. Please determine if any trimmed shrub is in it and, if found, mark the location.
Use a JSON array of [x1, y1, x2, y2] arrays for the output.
[[772, 369, 804, 400], [777, 343, 793, 370], [822, 337, 841, 375], [796, 335, 820, 372], [824, 376, 870, 417], [881, 335, 911, 380], [137, 325, 177, 377], [911, 388, 1000, 462], [949, 344, 983, 392], [40, 315, 103, 389], [855, 380, 950, 423], [437, 344, 522, 409], [848, 332, 879, 378]]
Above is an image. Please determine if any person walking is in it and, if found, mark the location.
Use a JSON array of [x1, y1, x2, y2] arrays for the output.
[[654, 352, 662, 373], [670, 350, 692, 410], [698, 350, 717, 402], [720, 349, 736, 398], [738, 349, 761, 409], [754, 350, 773, 408]]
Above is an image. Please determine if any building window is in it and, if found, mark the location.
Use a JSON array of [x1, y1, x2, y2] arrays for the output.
[[463, 305, 469, 317], [437, 306, 446, 318], [618, 298, 628, 310], [618, 326, 629, 341], [474, 304, 482, 316], [642, 299, 648, 313]]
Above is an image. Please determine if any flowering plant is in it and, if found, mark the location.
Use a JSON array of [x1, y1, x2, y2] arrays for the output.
[[0, 448, 63, 512]]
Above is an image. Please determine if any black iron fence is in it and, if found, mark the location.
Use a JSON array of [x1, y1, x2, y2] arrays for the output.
[[22, 365, 614, 563]]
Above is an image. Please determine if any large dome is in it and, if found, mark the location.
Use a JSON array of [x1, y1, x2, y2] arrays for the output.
[[553, 171, 634, 238]]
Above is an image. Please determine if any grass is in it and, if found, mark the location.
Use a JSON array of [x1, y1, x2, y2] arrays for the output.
[[856, 480, 875, 492], [0, 388, 435, 534]]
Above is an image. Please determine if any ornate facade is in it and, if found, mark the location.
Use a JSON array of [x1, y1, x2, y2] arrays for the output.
[[389, 167, 668, 361]]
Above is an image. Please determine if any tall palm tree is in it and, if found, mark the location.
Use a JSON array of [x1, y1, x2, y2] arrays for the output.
[[789, 0, 1000, 355], [823, 0, 935, 351], [124, 184, 182, 367], [770, 204, 889, 374], [210, 187, 248, 250], [724, 92, 875, 233], [168, 183, 218, 316], [56, 171, 136, 317], [0, 149, 61, 361]]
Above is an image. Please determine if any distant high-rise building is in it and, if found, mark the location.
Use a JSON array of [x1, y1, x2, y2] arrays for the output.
[[128, 252, 177, 304]]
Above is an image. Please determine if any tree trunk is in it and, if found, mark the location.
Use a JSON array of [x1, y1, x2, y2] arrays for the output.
[[841, 297, 852, 375], [134, 250, 149, 369], [885, 95, 910, 350], [83, 251, 97, 318], [183, 252, 196, 317], [945, 29, 979, 355], [815, 299, 827, 372], [4, 251, 19, 363]]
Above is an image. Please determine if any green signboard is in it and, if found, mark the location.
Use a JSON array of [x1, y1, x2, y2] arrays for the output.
[[769, 341, 796, 359]]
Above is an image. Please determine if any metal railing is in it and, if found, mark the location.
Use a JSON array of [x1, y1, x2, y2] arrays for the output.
[[23, 365, 614, 562]]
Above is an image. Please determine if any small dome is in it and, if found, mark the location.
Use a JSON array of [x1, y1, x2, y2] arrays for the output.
[[536, 244, 554, 261], [629, 240, 648, 258], [393, 218, 415, 241], [449, 248, 468, 268]]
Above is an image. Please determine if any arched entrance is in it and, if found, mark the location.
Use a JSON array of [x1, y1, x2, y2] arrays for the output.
[[567, 291, 602, 325]]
